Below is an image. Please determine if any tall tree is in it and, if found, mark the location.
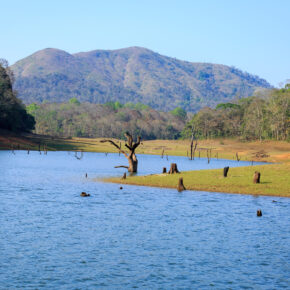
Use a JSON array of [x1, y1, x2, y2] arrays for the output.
[[0, 59, 35, 132]]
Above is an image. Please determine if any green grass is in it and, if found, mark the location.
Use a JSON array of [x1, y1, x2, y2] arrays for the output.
[[103, 163, 290, 197]]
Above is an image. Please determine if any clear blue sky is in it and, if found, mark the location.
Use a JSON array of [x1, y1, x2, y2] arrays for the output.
[[1, 0, 289, 86]]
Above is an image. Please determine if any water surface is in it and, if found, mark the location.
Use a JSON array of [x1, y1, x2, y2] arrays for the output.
[[0, 151, 289, 289]]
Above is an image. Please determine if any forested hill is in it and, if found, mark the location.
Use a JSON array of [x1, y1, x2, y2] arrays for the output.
[[11, 47, 271, 112]]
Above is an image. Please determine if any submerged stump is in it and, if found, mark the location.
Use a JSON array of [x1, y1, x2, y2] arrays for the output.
[[253, 171, 261, 184], [257, 209, 262, 217], [177, 177, 186, 192], [80, 192, 90, 197], [223, 166, 229, 177], [168, 163, 180, 174], [162, 167, 167, 174]]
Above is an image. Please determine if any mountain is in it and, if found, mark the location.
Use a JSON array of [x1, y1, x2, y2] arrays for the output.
[[11, 47, 272, 111]]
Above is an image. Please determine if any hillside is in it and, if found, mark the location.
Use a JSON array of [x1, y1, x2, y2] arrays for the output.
[[11, 47, 272, 111]]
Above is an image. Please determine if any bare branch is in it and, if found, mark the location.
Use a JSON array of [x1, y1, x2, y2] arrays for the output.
[[100, 139, 128, 157], [114, 165, 129, 168], [124, 132, 133, 148], [129, 136, 141, 158]]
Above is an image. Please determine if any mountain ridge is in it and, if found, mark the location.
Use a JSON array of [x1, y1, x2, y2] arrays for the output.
[[11, 47, 272, 111]]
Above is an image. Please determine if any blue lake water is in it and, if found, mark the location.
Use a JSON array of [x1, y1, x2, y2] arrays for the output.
[[0, 150, 289, 289]]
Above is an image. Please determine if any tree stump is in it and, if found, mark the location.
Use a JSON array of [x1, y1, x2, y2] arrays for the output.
[[122, 172, 126, 180], [168, 163, 180, 174], [177, 177, 186, 192], [257, 209, 262, 216], [253, 171, 261, 183], [162, 167, 167, 173], [223, 166, 229, 177]]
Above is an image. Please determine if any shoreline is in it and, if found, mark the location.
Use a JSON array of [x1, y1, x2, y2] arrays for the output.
[[1, 132, 289, 196], [101, 178, 290, 198], [102, 163, 290, 198]]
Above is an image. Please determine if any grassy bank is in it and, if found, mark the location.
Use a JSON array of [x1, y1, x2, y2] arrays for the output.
[[103, 163, 290, 197]]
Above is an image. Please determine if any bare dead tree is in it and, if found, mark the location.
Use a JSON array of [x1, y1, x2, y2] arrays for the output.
[[161, 148, 164, 159], [75, 151, 84, 160], [101, 132, 141, 173], [43, 144, 47, 155], [189, 126, 198, 160], [236, 152, 241, 162], [207, 149, 212, 164]]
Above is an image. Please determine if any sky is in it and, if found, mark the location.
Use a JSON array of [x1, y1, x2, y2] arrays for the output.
[[1, 0, 289, 86]]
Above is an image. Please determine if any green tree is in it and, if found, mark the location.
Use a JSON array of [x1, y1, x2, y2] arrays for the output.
[[0, 60, 35, 132], [69, 97, 80, 105], [170, 107, 187, 120]]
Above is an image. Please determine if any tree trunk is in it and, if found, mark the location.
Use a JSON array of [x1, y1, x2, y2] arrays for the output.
[[223, 166, 229, 177], [253, 171, 261, 183], [128, 157, 138, 173], [177, 177, 186, 192], [168, 163, 180, 174]]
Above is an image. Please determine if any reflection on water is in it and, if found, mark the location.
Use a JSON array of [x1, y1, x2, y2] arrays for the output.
[[0, 151, 289, 289]]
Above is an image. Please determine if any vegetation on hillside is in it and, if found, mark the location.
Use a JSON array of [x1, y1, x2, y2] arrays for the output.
[[182, 86, 290, 141], [12, 47, 271, 111], [27, 100, 185, 140], [25, 86, 289, 142], [0, 59, 35, 132]]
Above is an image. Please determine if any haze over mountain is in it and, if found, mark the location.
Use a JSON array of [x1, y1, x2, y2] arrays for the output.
[[11, 47, 272, 112]]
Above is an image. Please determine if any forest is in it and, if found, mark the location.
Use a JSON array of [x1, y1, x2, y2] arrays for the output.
[[26, 100, 186, 140], [26, 85, 289, 142], [182, 86, 289, 141]]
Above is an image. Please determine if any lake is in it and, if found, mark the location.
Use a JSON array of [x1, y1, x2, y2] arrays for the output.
[[0, 151, 289, 289]]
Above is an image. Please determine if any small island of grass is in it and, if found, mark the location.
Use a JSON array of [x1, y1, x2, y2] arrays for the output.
[[103, 163, 290, 197]]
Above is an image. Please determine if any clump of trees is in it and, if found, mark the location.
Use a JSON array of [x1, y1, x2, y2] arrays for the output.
[[27, 100, 185, 139], [182, 86, 289, 141], [0, 59, 35, 132]]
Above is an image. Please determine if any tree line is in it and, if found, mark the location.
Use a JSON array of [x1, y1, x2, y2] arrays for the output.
[[27, 99, 186, 140], [0, 59, 35, 132], [26, 86, 289, 141], [182, 86, 289, 141]]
